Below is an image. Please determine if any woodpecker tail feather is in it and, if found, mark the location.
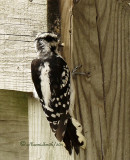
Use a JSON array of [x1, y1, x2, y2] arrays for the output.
[[63, 117, 86, 155]]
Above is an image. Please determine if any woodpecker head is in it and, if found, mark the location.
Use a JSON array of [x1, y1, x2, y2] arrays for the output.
[[35, 32, 59, 54]]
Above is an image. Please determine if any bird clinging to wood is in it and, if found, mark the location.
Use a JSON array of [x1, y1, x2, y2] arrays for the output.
[[31, 32, 86, 155]]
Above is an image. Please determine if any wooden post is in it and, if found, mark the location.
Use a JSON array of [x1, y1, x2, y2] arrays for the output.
[[72, 0, 130, 160], [95, 1, 130, 160], [59, 0, 73, 68]]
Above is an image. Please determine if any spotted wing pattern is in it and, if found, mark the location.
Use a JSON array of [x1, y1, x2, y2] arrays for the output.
[[31, 54, 71, 141]]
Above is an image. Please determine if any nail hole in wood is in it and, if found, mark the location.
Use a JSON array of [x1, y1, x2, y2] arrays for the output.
[[87, 72, 91, 78]]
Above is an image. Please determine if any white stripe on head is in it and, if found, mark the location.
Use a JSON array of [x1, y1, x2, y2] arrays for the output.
[[36, 32, 57, 40]]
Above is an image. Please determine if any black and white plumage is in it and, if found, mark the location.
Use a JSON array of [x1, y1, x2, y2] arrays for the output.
[[31, 32, 86, 155]]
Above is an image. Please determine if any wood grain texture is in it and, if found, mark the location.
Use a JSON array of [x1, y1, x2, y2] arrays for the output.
[[59, 0, 73, 68], [95, 1, 130, 160], [28, 96, 74, 160], [73, 0, 107, 160], [0, 90, 28, 160], [0, 0, 47, 92], [72, 0, 130, 160]]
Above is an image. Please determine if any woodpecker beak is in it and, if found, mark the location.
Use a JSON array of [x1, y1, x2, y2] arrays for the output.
[[35, 37, 39, 41], [58, 43, 65, 47]]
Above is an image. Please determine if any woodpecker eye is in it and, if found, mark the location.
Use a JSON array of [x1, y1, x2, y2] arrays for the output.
[[39, 39, 44, 43], [44, 35, 57, 42]]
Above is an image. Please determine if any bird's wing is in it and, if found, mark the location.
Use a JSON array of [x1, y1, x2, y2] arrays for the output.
[[31, 58, 44, 100], [48, 56, 71, 141], [31, 56, 71, 141]]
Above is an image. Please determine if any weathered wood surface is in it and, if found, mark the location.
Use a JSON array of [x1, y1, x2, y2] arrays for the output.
[[72, 0, 130, 160], [0, 90, 28, 160], [59, 0, 73, 68], [0, 0, 47, 92], [95, 1, 130, 160], [73, 1, 107, 159], [28, 96, 74, 160]]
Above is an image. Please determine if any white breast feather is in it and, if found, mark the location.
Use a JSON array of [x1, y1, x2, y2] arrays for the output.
[[33, 88, 39, 100], [40, 62, 51, 109]]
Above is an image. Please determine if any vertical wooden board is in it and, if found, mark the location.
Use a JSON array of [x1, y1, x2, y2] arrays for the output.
[[0, 0, 47, 92], [0, 90, 28, 160], [95, 0, 130, 160], [28, 96, 74, 160], [73, 0, 107, 160], [59, 0, 73, 68], [123, 9, 130, 160]]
